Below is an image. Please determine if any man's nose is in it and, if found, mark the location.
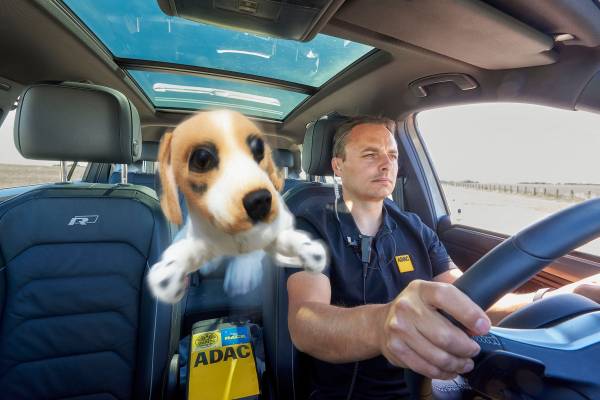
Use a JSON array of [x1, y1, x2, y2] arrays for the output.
[[379, 154, 394, 170], [243, 189, 272, 222]]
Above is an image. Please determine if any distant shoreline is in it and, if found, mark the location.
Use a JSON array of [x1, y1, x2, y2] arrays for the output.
[[442, 181, 600, 202], [0, 163, 87, 189]]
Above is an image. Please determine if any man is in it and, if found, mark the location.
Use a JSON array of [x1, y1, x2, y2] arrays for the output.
[[287, 116, 600, 399]]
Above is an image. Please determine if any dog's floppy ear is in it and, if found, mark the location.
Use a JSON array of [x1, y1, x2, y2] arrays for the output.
[[266, 148, 284, 193], [158, 131, 183, 225]]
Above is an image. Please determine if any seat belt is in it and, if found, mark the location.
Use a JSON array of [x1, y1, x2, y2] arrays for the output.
[[169, 299, 182, 357], [393, 176, 406, 211], [162, 295, 183, 399]]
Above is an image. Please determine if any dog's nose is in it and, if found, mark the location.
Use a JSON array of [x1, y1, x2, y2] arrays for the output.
[[243, 189, 272, 222]]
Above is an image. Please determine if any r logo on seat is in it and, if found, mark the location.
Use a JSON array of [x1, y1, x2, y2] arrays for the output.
[[68, 215, 99, 226]]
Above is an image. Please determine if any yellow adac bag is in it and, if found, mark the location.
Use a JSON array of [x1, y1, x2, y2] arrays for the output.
[[187, 320, 260, 400]]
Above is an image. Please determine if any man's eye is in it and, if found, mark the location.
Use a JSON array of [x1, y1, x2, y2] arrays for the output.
[[247, 135, 264, 163], [390, 154, 398, 160], [364, 153, 375, 158], [189, 145, 218, 173]]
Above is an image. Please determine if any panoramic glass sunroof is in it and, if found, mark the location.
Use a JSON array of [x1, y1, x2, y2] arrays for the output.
[[130, 71, 309, 119], [62, 0, 375, 120]]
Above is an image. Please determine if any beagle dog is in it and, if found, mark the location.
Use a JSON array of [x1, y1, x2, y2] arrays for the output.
[[147, 110, 327, 304]]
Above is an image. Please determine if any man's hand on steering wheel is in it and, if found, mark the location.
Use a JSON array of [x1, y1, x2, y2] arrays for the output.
[[378, 279, 491, 380]]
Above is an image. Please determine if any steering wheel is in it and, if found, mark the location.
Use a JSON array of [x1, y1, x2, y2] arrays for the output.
[[407, 198, 600, 400]]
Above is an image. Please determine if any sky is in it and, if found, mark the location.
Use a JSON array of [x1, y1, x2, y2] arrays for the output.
[[2, 102, 600, 183], [417, 103, 600, 184]]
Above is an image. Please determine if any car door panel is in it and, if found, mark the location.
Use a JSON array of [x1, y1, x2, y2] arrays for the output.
[[439, 223, 600, 293]]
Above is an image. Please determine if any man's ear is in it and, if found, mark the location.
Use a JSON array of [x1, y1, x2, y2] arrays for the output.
[[266, 147, 283, 192], [158, 132, 183, 225], [331, 158, 342, 177]]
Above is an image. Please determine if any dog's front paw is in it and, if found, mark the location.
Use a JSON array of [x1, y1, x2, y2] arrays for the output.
[[147, 258, 188, 304], [298, 240, 327, 273]]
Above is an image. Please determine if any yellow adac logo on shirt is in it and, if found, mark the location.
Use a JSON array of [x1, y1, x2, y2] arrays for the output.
[[395, 255, 415, 273]]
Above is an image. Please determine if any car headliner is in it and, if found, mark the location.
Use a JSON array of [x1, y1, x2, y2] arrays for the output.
[[2, 0, 600, 149]]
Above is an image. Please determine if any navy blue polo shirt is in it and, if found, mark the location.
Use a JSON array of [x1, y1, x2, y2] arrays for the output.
[[292, 197, 454, 400]]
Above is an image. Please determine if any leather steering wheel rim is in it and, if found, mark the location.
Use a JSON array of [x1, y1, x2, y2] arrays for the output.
[[407, 198, 600, 399]]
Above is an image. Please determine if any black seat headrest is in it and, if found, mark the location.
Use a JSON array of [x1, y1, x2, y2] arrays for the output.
[[14, 82, 142, 163], [141, 141, 158, 161], [302, 112, 348, 176], [271, 149, 294, 168]]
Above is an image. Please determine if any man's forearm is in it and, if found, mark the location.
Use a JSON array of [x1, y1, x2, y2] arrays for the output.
[[487, 292, 536, 325], [289, 301, 389, 364], [488, 273, 600, 324]]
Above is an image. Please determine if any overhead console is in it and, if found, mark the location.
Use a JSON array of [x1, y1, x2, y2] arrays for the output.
[[333, 0, 557, 70], [156, 0, 347, 42]]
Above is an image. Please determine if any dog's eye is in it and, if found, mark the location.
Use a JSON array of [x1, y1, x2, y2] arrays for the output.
[[189, 145, 218, 173], [247, 135, 264, 163]]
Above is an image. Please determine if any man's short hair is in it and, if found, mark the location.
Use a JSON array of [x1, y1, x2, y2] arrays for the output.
[[332, 115, 396, 160]]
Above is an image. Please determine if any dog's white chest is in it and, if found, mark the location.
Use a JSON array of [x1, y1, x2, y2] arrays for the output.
[[148, 196, 326, 304]]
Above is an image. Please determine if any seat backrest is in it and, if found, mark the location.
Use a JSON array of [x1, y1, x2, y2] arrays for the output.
[[181, 252, 265, 331], [263, 184, 336, 400], [272, 148, 304, 194], [0, 82, 175, 400], [263, 113, 347, 400], [109, 142, 159, 190]]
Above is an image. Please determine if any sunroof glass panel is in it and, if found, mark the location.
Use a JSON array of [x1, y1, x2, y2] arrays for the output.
[[63, 0, 374, 87], [130, 70, 308, 120]]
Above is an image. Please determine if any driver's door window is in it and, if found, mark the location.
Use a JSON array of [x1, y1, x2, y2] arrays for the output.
[[0, 110, 87, 187], [416, 103, 600, 257]]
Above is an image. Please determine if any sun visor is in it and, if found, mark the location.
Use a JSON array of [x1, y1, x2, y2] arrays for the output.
[[335, 0, 557, 70], [156, 0, 346, 42]]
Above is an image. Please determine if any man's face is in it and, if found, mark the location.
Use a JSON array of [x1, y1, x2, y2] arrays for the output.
[[333, 123, 398, 201]]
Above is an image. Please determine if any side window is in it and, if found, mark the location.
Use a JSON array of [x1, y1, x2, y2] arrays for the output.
[[112, 161, 157, 175], [416, 103, 600, 257], [0, 110, 87, 189]]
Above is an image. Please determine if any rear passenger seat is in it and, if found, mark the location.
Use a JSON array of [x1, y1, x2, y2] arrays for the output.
[[272, 148, 304, 193], [108, 141, 159, 191]]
